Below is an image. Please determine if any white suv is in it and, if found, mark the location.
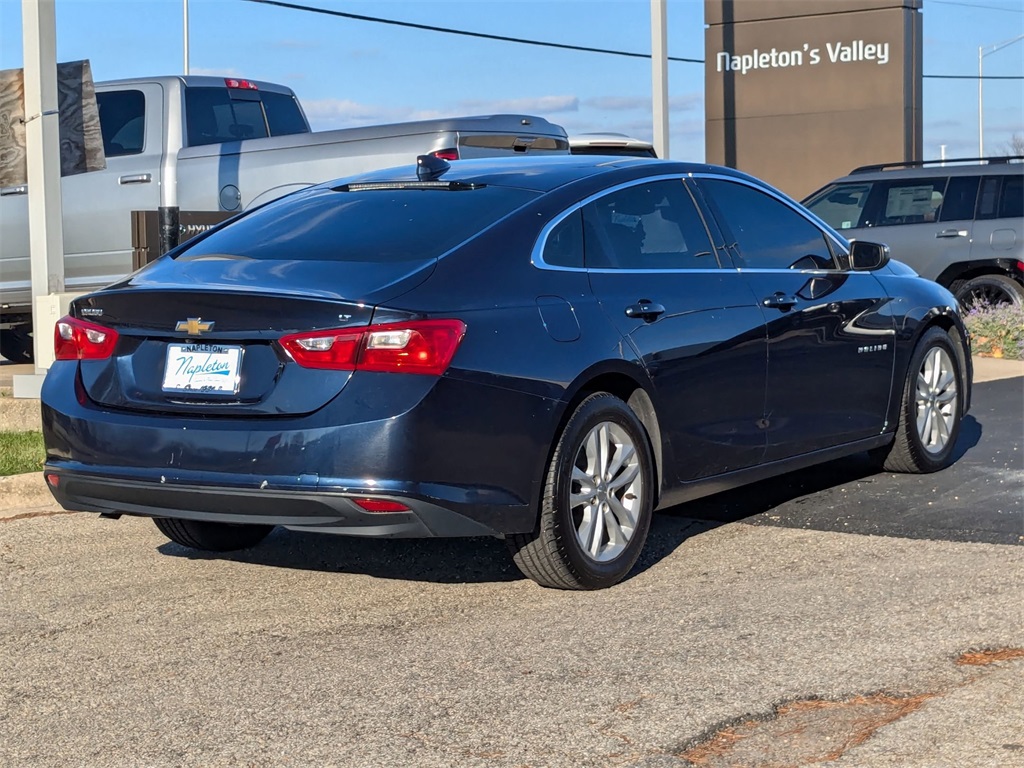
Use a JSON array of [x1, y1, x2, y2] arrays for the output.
[[804, 157, 1023, 306]]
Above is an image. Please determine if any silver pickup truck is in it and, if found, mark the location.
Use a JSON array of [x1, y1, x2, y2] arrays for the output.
[[0, 75, 569, 361]]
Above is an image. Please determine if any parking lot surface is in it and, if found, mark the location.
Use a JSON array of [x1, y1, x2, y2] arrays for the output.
[[1, 365, 1021, 767]]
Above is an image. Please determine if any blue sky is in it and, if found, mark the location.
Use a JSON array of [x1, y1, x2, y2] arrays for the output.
[[1, 0, 1021, 161]]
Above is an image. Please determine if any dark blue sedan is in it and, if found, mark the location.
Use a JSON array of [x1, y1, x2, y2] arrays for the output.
[[41, 156, 971, 589]]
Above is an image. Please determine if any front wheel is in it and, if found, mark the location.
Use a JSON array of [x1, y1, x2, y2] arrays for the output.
[[872, 327, 964, 473], [153, 517, 273, 552], [953, 274, 1024, 309], [507, 393, 655, 590]]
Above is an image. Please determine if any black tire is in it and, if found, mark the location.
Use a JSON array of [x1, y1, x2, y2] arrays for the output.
[[153, 517, 273, 552], [507, 392, 655, 590], [0, 328, 34, 363], [871, 327, 964, 474], [952, 274, 1024, 309]]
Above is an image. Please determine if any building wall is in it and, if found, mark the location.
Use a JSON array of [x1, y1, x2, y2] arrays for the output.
[[705, 0, 923, 199]]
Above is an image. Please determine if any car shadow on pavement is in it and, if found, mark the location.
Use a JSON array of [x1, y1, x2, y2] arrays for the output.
[[158, 417, 983, 586]]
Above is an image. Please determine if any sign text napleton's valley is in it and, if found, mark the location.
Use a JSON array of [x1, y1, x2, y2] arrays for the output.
[[716, 40, 891, 76]]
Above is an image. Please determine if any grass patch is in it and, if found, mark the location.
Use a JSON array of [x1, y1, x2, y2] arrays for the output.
[[965, 302, 1024, 360], [0, 431, 45, 476]]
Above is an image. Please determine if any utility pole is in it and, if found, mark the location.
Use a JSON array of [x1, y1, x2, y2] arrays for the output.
[[651, 0, 669, 159], [20, 0, 65, 376]]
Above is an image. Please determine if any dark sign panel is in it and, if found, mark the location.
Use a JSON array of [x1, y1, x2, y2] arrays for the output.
[[705, 0, 923, 198]]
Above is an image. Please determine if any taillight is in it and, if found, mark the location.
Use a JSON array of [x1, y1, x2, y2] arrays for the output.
[[54, 316, 119, 360], [224, 78, 258, 90], [279, 319, 466, 376], [430, 148, 459, 161]]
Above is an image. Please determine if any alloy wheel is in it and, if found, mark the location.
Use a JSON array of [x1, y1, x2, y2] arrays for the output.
[[915, 347, 958, 454]]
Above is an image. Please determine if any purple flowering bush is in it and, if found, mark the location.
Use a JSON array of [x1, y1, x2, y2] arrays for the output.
[[964, 302, 1024, 360]]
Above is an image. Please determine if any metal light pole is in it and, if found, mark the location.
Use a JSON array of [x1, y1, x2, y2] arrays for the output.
[[651, 0, 669, 159], [979, 34, 1024, 158], [183, 0, 190, 74]]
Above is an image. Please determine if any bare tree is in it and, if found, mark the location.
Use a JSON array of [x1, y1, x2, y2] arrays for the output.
[[1002, 133, 1024, 157]]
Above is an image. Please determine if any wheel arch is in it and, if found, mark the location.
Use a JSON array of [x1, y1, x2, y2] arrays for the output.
[[895, 307, 973, 421], [556, 363, 666, 507], [935, 258, 1024, 290]]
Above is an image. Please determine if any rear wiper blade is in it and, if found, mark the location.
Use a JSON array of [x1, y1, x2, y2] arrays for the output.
[[332, 181, 485, 192]]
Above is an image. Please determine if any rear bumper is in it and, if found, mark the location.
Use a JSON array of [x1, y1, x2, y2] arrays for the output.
[[45, 467, 511, 537], [41, 362, 561, 538]]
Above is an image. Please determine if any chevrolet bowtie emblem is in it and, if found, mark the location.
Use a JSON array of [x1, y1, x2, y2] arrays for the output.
[[175, 318, 214, 335]]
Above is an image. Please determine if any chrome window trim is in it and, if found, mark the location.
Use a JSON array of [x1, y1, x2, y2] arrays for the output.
[[530, 174, 722, 273], [690, 171, 854, 264]]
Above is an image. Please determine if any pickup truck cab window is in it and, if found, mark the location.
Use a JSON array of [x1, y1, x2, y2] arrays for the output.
[[184, 87, 309, 147], [96, 90, 145, 156]]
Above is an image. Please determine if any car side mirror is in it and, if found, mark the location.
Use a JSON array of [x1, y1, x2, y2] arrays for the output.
[[849, 240, 890, 271]]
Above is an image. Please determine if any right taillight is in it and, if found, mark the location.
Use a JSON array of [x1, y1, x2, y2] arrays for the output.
[[279, 319, 466, 376], [430, 148, 459, 161], [54, 316, 119, 360]]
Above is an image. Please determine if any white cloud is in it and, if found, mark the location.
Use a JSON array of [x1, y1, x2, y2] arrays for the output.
[[458, 95, 580, 114]]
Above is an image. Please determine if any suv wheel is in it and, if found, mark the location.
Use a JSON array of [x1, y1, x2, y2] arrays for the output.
[[952, 274, 1024, 309]]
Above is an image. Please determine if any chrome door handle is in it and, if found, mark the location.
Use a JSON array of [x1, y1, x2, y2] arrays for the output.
[[0, 184, 28, 196], [118, 173, 152, 185], [625, 300, 666, 322], [763, 292, 798, 310], [936, 229, 967, 238]]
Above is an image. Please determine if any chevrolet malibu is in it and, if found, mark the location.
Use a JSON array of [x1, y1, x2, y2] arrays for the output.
[[41, 156, 971, 589]]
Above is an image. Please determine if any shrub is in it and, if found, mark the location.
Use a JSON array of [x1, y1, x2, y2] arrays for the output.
[[964, 302, 1024, 360]]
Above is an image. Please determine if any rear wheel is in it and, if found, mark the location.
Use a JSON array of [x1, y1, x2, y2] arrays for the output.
[[507, 393, 654, 590], [872, 327, 963, 473], [952, 274, 1024, 309], [153, 518, 273, 552]]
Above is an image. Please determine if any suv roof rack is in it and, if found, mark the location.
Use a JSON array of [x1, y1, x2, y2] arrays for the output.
[[850, 156, 1024, 174]]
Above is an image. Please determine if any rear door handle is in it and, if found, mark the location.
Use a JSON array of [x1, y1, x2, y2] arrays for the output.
[[763, 292, 798, 310], [625, 299, 665, 322], [936, 229, 967, 239], [118, 173, 152, 185]]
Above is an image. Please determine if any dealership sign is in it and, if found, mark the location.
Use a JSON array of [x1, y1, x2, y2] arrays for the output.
[[716, 40, 891, 75]]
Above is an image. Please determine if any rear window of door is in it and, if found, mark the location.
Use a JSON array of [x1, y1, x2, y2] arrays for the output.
[[699, 179, 837, 270], [580, 180, 717, 270]]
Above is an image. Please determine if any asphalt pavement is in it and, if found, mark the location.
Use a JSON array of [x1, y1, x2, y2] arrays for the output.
[[0, 358, 1021, 767]]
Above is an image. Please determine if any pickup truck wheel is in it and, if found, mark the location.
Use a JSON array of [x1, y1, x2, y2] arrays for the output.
[[153, 517, 273, 552], [952, 274, 1024, 309], [506, 393, 654, 590], [871, 327, 963, 474], [0, 328, 34, 363]]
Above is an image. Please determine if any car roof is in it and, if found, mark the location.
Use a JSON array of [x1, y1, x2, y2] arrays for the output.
[[337, 155, 757, 193]]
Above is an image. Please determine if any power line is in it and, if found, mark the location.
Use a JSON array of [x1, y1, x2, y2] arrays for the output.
[[241, 0, 704, 64], [925, 74, 1024, 79], [931, 0, 1024, 12]]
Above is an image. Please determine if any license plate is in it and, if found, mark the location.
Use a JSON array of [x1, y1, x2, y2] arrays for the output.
[[162, 343, 242, 394]]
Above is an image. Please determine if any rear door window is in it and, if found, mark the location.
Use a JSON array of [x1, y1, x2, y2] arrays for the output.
[[581, 180, 716, 270], [96, 90, 146, 156], [939, 176, 980, 222]]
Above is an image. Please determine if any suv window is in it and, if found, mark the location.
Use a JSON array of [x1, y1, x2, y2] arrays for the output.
[[864, 177, 947, 227], [700, 179, 837, 270], [939, 176, 980, 222], [803, 183, 870, 230], [581, 180, 715, 269], [178, 185, 539, 263], [96, 90, 145, 156], [998, 175, 1023, 219]]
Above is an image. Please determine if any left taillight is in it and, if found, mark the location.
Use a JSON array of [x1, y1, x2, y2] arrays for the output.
[[279, 319, 466, 376], [54, 316, 119, 360]]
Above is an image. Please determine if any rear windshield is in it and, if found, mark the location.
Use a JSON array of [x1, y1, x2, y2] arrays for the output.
[[184, 87, 309, 146], [176, 185, 539, 262]]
